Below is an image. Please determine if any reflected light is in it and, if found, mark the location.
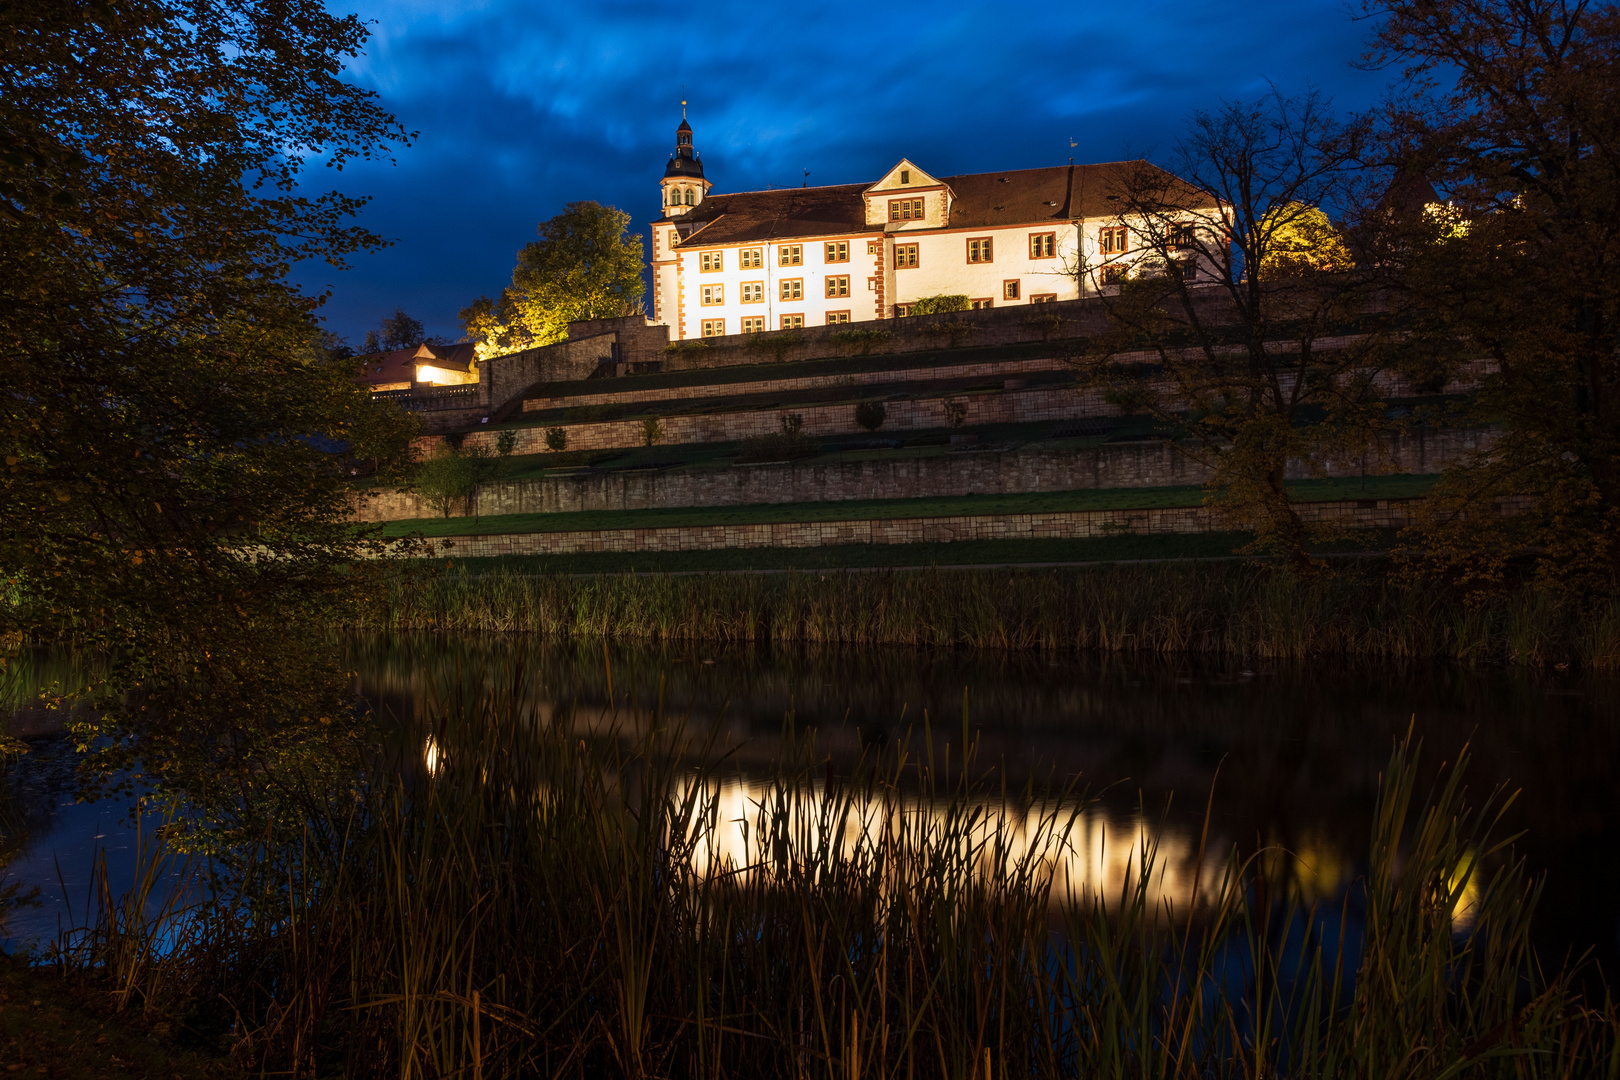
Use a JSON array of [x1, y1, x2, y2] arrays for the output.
[[687, 778, 1229, 914]]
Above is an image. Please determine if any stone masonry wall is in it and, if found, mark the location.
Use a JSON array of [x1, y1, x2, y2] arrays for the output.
[[359, 428, 1492, 523], [524, 356, 1069, 411], [653, 295, 1116, 373], [418, 498, 1425, 559], [419, 360, 1485, 456], [431, 385, 1092, 456], [405, 332, 624, 434]]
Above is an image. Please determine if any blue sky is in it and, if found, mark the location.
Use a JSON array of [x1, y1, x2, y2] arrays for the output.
[[299, 0, 1392, 346]]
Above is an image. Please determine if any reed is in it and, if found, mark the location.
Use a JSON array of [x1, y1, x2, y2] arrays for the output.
[[355, 562, 1620, 668], [40, 664, 1620, 1078]]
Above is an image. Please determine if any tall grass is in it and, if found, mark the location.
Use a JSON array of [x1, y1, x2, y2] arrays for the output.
[[41, 667, 1620, 1078], [355, 562, 1620, 669]]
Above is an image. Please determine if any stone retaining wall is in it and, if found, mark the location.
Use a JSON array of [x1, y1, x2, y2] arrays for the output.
[[422, 498, 1422, 559], [359, 428, 1491, 523], [432, 385, 1094, 456], [415, 363, 1491, 457], [524, 356, 1069, 411], [654, 297, 1112, 372]]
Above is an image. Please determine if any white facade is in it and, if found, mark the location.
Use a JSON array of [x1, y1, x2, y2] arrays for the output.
[[648, 129, 1215, 340]]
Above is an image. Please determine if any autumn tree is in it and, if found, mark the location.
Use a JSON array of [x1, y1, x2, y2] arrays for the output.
[[1075, 90, 1393, 568], [461, 201, 645, 358], [1364, 0, 1620, 596], [0, 1, 420, 830]]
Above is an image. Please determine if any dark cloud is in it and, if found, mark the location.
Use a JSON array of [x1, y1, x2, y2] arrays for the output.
[[298, 0, 1390, 345]]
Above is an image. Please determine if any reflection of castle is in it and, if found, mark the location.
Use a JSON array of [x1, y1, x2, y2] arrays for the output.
[[648, 108, 1217, 340], [693, 778, 1231, 913]]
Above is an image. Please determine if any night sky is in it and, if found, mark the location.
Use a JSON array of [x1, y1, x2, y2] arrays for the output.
[[298, 0, 1394, 347]]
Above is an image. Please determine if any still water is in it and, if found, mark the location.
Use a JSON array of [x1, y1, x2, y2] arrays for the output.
[[5, 636, 1618, 980]]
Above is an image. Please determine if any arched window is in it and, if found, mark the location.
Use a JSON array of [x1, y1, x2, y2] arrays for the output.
[[667, 187, 677, 205], [683, 188, 694, 206]]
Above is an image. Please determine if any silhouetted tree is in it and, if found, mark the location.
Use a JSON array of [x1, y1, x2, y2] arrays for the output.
[[1075, 89, 1388, 569], [1365, 0, 1620, 595]]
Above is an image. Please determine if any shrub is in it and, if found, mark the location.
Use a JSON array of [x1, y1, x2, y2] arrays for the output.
[[543, 426, 568, 453], [412, 445, 497, 519], [736, 412, 818, 463], [750, 331, 805, 363], [1022, 311, 1065, 338], [641, 417, 663, 447], [854, 400, 887, 431], [911, 294, 969, 316], [662, 338, 711, 356], [924, 319, 979, 347], [942, 397, 968, 427], [828, 327, 893, 355]]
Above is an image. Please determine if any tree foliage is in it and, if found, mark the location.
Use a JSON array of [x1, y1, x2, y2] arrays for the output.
[[460, 201, 645, 358], [1366, 0, 1620, 595], [1076, 90, 1392, 568], [362, 307, 447, 354], [1257, 203, 1356, 279], [910, 294, 970, 316], [0, 0, 421, 829], [413, 442, 510, 519]]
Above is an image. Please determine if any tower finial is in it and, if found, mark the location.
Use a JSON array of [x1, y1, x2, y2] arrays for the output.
[[681, 86, 687, 120]]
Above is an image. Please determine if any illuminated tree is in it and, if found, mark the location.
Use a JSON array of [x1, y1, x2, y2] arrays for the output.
[[461, 201, 645, 358], [1257, 203, 1355, 279]]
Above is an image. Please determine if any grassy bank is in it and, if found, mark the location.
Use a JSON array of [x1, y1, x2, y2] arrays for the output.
[[437, 531, 1284, 573], [358, 560, 1620, 668], [378, 474, 1437, 539], [42, 691, 1620, 1077], [0, 956, 231, 1078]]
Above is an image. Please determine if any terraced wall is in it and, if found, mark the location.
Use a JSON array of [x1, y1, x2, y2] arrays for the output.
[[358, 428, 1490, 523], [418, 497, 1470, 559]]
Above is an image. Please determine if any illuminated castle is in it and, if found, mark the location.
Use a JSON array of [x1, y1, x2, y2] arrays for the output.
[[647, 107, 1216, 340]]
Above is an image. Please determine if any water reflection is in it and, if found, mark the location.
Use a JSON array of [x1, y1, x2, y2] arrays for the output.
[[363, 634, 1619, 979], [5, 635, 1617, 979], [689, 777, 1230, 914]]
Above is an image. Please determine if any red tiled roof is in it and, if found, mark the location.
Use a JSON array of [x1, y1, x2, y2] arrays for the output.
[[419, 342, 477, 373], [353, 342, 477, 386], [676, 183, 870, 245], [355, 347, 418, 386], [671, 161, 1216, 248]]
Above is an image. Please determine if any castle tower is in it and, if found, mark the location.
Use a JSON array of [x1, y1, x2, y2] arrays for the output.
[[660, 101, 710, 217]]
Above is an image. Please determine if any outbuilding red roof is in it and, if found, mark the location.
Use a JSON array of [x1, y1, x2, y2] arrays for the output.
[[353, 342, 477, 388]]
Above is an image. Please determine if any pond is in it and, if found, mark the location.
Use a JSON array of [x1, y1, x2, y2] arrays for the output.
[[5, 636, 1618, 985]]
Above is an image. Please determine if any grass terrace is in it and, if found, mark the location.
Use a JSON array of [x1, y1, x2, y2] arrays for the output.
[[514, 371, 1078, 426], [378, 474, 1439, 539], [526, 338, 1088, 398], [426, 530, 1395, 575]]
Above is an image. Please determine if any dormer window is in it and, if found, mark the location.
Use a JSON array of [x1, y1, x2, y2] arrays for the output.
[[889, 197, 924, 221]]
